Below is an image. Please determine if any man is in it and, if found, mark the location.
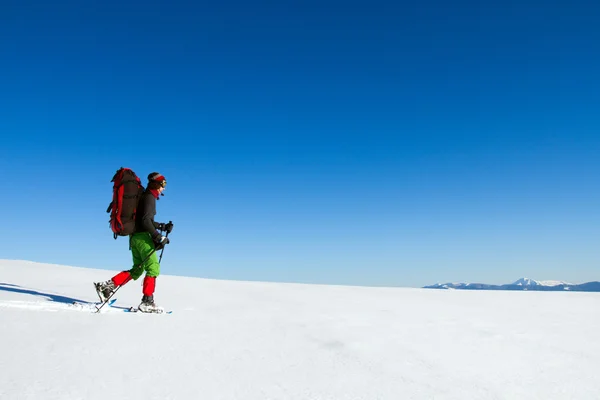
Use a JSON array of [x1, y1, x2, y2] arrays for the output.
[[95, 172, 172, 312]]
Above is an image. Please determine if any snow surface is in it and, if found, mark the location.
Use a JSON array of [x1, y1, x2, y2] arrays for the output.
[[1, 260, 599, 400]]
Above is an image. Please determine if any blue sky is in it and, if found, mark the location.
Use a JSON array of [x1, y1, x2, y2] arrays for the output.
[[1, 1, 599, 287]]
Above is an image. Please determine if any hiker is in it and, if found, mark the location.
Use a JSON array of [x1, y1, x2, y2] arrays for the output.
[[95, 172, 172, 312]]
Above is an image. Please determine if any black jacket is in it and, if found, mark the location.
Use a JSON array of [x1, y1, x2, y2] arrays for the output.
[[134, 190, 162, 239]]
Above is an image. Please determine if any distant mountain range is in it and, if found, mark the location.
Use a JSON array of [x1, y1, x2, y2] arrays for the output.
[[423, 278, 600, 292]]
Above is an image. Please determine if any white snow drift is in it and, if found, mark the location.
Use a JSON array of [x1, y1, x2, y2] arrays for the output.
[[0, 260, 599, 400]]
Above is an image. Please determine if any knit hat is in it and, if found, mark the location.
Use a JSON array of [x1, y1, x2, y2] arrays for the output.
[[148, 172, 167, 187]]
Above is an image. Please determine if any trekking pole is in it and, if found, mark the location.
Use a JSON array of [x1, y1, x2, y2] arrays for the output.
[[95, 248, 158, 313], [158, 220, 172, 263]]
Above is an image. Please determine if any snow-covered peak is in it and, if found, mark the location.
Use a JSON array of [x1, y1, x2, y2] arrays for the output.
[[513, 278, 540, 286], [512, 278, 570, 287], [538, 280, 572, 287]]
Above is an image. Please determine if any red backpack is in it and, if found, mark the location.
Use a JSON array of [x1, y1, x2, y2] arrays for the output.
[[107, 167, 144, 239]]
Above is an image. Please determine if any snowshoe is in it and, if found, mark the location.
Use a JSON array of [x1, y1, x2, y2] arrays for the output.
[[138, 295, 163, 313], [94, 280, 116, 302]]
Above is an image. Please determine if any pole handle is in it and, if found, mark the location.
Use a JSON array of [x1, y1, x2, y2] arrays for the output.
[[159, 220, 172, 263]]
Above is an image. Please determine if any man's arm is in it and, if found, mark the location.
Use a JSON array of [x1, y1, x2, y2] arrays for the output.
[[139, 195, 159, 237]]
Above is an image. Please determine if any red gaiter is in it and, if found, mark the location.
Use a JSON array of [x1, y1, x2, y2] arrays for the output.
[[143, 276, 156, 296], [112, 271, 132, 286]]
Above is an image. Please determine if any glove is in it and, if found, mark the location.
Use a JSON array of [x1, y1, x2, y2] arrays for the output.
[[152, 233, 170, 250], [157, 222, 174, 234]]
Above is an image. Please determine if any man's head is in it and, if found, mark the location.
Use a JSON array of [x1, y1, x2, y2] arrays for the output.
[[147, 172, 167, 194]]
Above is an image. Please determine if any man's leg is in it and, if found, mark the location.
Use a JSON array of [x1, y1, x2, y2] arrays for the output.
[[143, 248, 160, 297], [134, 233, 162, 311], [127, 233, 152, 279], [105, 235, 147, 287], [94, 234, 152, 302]]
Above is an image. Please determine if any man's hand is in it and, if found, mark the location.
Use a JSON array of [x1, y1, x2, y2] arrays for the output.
[[153, 233, 170, 250], [157, 222, 174, 234]]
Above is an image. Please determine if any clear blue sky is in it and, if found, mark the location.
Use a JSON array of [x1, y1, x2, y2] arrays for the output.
[[1, 1, 599, 287]]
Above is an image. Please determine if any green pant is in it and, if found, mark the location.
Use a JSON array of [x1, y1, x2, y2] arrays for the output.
[[128, 232, 160, 280]]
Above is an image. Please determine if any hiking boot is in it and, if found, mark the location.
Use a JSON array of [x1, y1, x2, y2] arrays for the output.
[[94, 280, 116, 302], [138, 295, 163, 313]]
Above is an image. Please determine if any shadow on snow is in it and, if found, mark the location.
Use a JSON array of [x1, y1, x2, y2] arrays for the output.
[[0, 282, 90, 304], [0, 283, 134, 310]]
